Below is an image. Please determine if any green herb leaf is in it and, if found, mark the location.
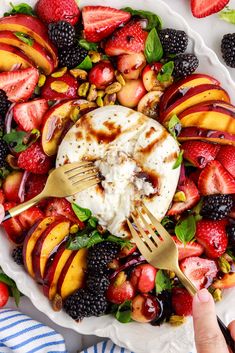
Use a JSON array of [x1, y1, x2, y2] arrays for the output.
[[14, 32, 34, 46], [88, 216, 98, 228], [67, 234, 90, 250], [0, 272, 21, 306], [0, 273, 16, 287], [173, 150, 184, 169], [115, 300, 132, 323], [161, 216, 174, 227], [226, 249, 235, 261], [11, 286, 21, 307], [4, 2, 34, 16], [0, 167, 10, 180], [106, 234, 131, 249], [79, 39, 98, 51], [175, 215, 196, 245], [167, 114, 181, 140], [122, 7, 162, 31], [155, 270, 171, 294], [76, 55, 93, 70], [219, 8, 235, 24], [157, 61, 174, 83], [144, 28, 163, 63], [72, 203, 92, 221], [87, 231, 103, 247], [3, 130, 27, 153]]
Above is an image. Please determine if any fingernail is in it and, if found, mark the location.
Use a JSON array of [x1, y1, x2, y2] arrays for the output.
[[196, 288, 211, 303]]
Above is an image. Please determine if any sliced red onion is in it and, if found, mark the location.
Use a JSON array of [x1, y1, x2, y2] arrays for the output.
[[10, 63, 22, 71], [110, 255, 145, 279], [178, 164, 186, 187], [18, 171, 30, 203], [5, 103, 15, 134], [0, 204, 4, 224]]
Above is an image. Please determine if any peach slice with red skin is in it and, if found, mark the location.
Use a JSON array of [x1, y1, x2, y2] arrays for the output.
[[178, 127, 235, 146], [213, 272, 235, 289], [0, 14, 58, 67], [32, 217, 70, 282], [0, 43, 33, 71], [161, 84, 230, 123], [179, 102, 235, 135], [0, 31, 54, 75], [57, 248, 87, 299], [23, 216, 56, 278], [43, 243, 73, 300], [159, 74, 220, 116]]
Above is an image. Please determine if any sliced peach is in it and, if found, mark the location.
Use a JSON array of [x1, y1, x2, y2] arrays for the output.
[[179, 103, 235, 135], [32, 218, 70, 282], [0, 31, 54, 75], [117, 79, 146, 108], [0, 14, 58, 67], [137, 91, 163, 119], [117, 53, 146, 80], [0, 43, 33, 71], [23, 217, 56, 278], [43, 244, 73, 300], [159, 74, 220, 116], [57, 248, 87, 299], [162, 84, 230, 123], [178, 127, 235, 146], [213, 272, 235, 289]]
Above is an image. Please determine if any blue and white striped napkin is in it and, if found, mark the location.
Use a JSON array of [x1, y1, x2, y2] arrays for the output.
[[0, 309, 132, 353]]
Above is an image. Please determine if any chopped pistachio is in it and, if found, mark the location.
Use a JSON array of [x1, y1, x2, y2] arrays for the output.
[[51, 67, 67, 78], [169, 315, 186, 326], [173, 191, 186, 202]]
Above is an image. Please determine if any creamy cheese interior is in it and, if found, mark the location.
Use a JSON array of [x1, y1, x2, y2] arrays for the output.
[[56, 106, 180, 237]]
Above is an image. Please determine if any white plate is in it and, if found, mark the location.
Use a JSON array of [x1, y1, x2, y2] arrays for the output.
[[1, 1, 235, 352]]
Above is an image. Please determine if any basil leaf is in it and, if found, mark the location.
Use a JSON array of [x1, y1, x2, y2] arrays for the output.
[[115, 300, 132, 323], [157, 61, 174, 83], [219, 9, 235, 24], [3, 130, 28, 153], [67, 234, 90, 250], [167, 114, 181, 140], [161, 216, 174, 227], [11, 286, 21, 307], [144, 28, 163, 63], [79, 39, 98, 51], [155, 270, 171, 294], [106, 234, 131, 249], [0, 273, 16, 287], [88, 216, 98, 228], [72, 203, 92, 221], [0, 272, 21, 306], [4, 2, 34, 16], [14, 32, 34, 46], [172, 150, 184, 169], [122, 7, 162, 31], [77, 56, 92, 70], [175, 215, 196, 245], [226, 249, 235, 261]]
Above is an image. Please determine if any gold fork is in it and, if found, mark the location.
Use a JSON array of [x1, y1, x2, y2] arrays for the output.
[[127, 203, 235, 352], [2, 161, 100, 222]]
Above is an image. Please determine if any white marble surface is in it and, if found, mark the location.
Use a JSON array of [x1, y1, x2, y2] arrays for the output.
[[6, 0, 235, 352]]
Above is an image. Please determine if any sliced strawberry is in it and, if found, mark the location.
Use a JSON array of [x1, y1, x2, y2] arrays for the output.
[[105, 20, 148, 56], [2, 202, 24, 244], [180, 256, 218, 290], [182, 141, 220, 169], [41, 73, 78, 100], [82, 6, 131, 43], [18, 206, 44, 230], [2, 171, 23, 203], [189, 169, 201, 186], [0, 67, 39, 103], [171, 287, 193, 316], [45, 197, 84, 227], [196, 219, 228, 259], [172, 236, 204, 261], [191, 0, 229, 18], [216, 145, 235, 178], [13, 99, 48, 132], [0, 189, 5, 204], [36, 0, 80, 25], [17, 142, 52, 175], [167, 178, 200, 216], [198, 160, 235, 195], [25, 174, 48, 201]]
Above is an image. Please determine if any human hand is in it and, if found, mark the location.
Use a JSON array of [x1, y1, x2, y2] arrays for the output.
[[193, 288, 235, 353]]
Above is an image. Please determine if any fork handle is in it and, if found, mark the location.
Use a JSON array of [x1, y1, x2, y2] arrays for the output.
[[175, 268, 197, 296], [2, 193, 44, 222]]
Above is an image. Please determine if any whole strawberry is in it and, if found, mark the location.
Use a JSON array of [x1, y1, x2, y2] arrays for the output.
[[171, 287, 192, 316], [18, 142, 52, 175], [196, 219, 228, 259], [36, 0, 80, 25]]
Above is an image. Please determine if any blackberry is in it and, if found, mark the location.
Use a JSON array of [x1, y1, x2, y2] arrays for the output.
[[0, 89, 10, 117], [86, 273, 110, 293], [158, 28, 188, 55], [227, 224, 235, 247], [201, 194, 234, 220], [173, 54, 199, 78], [12, 246, 24, 265], [87, 241, 120, 274], [0, 119, 4, 137], [221, 33, 235, 68], [48, 21, 75, 48], [0, 139, 9, 168], [58, 45, 88, 69], [64, 288, 108, 320]]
